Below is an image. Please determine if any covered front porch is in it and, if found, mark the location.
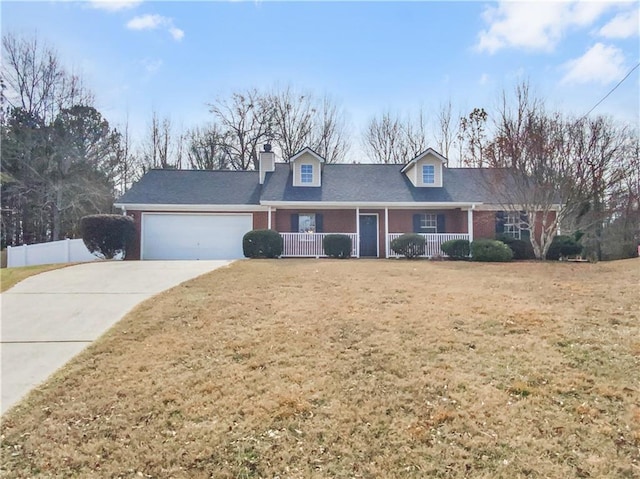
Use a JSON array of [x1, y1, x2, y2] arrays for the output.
[[266, 205, 476, 258]]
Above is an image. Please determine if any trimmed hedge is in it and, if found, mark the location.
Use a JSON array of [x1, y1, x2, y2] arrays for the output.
[[242, 229, 283, 258], [80, 214, 136, 260], [390, 233, 426, 259], [323, 234, 352, 259], [440, 239, 470, 260], [471, 239, 513, 262], [496, 234, 535, 260], [546, 235, 582, 260]]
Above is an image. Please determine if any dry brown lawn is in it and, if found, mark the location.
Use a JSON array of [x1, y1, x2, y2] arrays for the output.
[[1, 259, 639, 478]]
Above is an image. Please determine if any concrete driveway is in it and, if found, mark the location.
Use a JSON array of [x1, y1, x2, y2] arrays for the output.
[[1, 260, 233, 415]]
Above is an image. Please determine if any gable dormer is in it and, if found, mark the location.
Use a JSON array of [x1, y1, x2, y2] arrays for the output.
[[289, 147, 325, 187], [400, 148, 446, 187]]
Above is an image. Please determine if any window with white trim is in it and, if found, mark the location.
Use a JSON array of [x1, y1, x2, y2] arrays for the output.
[[298, 213, 316, 233], [301, 164, 313, 183], [420, 214, 437, 233], [503, 212, 521, 239], [422, 164, 435, 184]]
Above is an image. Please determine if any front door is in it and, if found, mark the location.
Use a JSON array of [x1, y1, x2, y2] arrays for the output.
[[359, 215, 378, 257]]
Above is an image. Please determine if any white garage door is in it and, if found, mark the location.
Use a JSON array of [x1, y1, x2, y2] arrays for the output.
[[142, 213, 253, 260]]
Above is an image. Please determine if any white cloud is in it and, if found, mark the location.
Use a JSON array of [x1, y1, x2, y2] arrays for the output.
[[476, 1, 614, 54], [561, 43, 627, 85], [598, 7, 639, 39], [479, 73, 490, 85], [126, 13, 165, 30], [89, 0, 142, 12], [168, 26, 185, 41], [142, 58, 163, 74], [126, 14, 184, 41]]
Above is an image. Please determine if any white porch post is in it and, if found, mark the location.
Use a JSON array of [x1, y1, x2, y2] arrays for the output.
[[355, 207, 360, 258], [467, 206, 474, 243], [267, 206, 272, 229], [384, 207, 389, 258]]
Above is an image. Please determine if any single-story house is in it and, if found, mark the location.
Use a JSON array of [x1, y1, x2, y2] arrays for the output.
[[114, 146, 551, 260]]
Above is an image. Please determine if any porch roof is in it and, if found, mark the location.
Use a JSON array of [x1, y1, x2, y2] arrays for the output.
[[261, 164, 503, 204]]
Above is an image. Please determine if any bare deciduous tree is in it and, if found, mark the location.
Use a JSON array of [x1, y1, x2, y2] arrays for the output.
[[362, 111, 402, 164], [1, 33, 116, 245], [269, 86, 316, 160], [140, 111, 178, 170], [362, 109, 428, 164], [207, 87, 349, 166], [458, 107, 488, 167], [567, 117, 633, 259], [312, 94, 349, 164], [435, 99, 458, 165], [113, 116, 139, 195], [185, 125, 229, 170], [209, 89, 272, 170], [481, 82, 629, 259], [2, 33, 92, 124]]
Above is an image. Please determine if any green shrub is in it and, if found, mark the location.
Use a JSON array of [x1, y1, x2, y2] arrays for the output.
[[80, 214, 136, 260], [242, 229, 283, 258], [546, 235, 582, 260], [391, 233, 426, 259], [496, 234, 535, 260], [323, 234, 352, 259], [471, 239, 513, 262], [440, 239, 470, 260]]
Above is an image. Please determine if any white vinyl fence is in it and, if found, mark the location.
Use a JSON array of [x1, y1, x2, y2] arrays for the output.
[[7, 239, 100, 268]]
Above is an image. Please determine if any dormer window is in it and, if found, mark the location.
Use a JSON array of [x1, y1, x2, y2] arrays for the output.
[[422, 165, 435, 184], [290, 147, 324, 187], [301, 164, 313, 183]]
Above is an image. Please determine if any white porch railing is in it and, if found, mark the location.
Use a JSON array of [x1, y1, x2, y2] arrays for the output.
[[281, 233, 358, 258], [387, 233, 470, 258]]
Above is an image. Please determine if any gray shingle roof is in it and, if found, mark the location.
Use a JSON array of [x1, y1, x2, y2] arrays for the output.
[[260, 164, 502, 203], [115, 164, 507, 206], [116, 169, 261, 205]]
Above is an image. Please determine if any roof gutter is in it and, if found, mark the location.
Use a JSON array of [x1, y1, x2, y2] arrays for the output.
[[260, 201, 482, 209], [112, 203, 268, 212]]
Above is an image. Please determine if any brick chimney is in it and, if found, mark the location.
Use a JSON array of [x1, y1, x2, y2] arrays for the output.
[[259, 143, 275, 185]]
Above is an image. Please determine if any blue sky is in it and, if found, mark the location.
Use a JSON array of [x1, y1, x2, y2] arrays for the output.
[[3, 0, 639, 161]]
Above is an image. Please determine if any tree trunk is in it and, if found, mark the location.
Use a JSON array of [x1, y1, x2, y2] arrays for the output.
[[52, 186, 62, 241]]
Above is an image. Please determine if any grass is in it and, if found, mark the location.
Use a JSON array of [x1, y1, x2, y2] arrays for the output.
[[0, 263, 73, 293], [1, 259, 639, 478]]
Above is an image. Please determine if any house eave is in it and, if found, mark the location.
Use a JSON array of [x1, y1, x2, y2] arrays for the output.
[[113, 203, 267, 212], [260, 201, 481, 209], [288, 147, 326, 164], [473, 203, 563, 212]]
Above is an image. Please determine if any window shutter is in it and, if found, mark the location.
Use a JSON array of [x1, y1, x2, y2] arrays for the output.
[[520, 211, 530, 240], [291, 213, 299, 232], [412, 214, 422, 233], [437, 214, 445, 233], [316, 213, 324, 233], [495, 211, 505, 235]]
